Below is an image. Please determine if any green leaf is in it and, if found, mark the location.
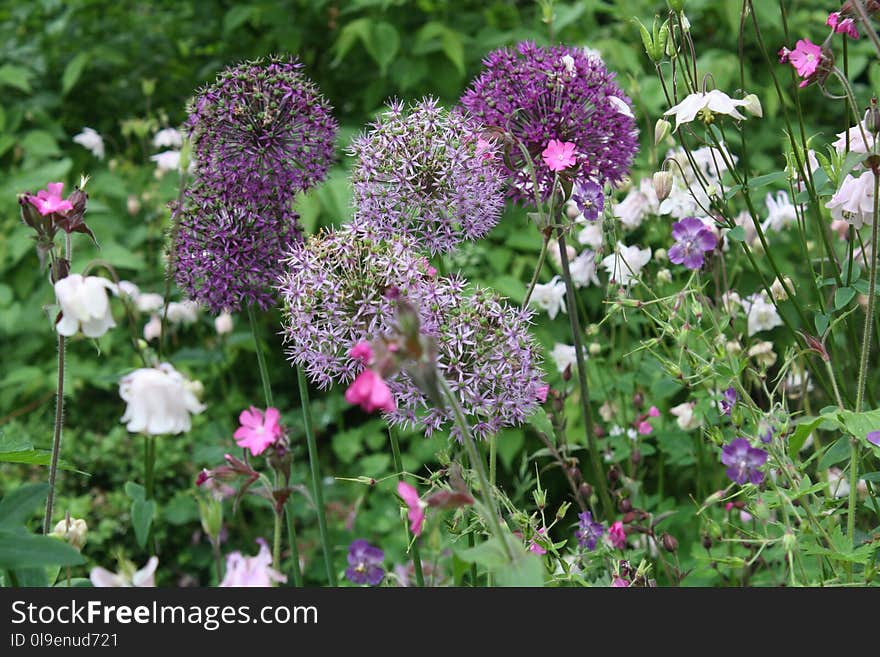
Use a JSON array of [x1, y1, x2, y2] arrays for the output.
[[131, 499, 155, 549], [332, 18, 372, 67], [838, 408, 880, 443], [365, 21, 400, 74], [61, 53, 89, 96], [495, 552, 545, 587], [0, 431, 32, 453], [455, 537, 509, 570], [818, 436, 850, 469], [0, 483, 48, 528], [0, 530, 84, 569], [834, 286, 856, 310], [0, 450, 84, 474], [527, 407, 556, 444], [747, 171, 787, 189], [727, 226, 746, 242], [788, 416, 825, 457], [0, 65, 32, 93], [814, 312, 831, 336], [125, 481, 146, 502], [223, 6, 255, 36]]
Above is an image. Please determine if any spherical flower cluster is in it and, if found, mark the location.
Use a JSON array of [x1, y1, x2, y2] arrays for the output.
[[387, 285, 546, 441], [461, 42, 638, 202], [349, 98, 505, 254], [278, 229, 443, 389], [186, 56, 337, 205], [174, 185, 301, 313]]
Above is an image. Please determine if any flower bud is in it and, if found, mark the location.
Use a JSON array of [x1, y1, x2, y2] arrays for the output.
[[579, 482, 593, 500], [865, 98, 880, 135], [588, 342, 601, 356], [701, 535, 713, 549], [782, 531, 797, 553], [742, 94, 763, 118], [654, 248, 668, 262], [654, 118, 672, 146], [50, 517, 88, 551], [565, 201, 581, 220], [198, 497, 224, 542], [667, 0, 686, 11], [653, 170, 673, 201], [770, 276, 792, 302], [619, 498, 633, 513], [656, 268, 672, 284], [661, 532, 678, 552], [127, 195, 141, 216]]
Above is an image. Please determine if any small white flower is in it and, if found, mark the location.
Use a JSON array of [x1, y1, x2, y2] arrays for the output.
[[152, 127, 183, 149], [742, 292, 783, 337], [550, 343, 582, 373], [569, 249, 600, 288], [135, 293, 164, 314], [54, 274, 117, 338], [614, 178, 659, 229], [826, 170, 876, 229], [599, 401, 618, 422], [626, 427, 638, 441], [91, 556, 158, 588], [832, 120, 876, 154], [561, 54, 576, 75], [548, 239, 577, 270], [214, 312, 234, 335], [577, 222, 604, 249], [608, 95, 634, 119], [762, 190, 797, 232], [664, 90, 749, 130], [747, 340, 777, 368], [143, 315, 162, 342], [150, 150, 181, 173], [119, 363, 206, 435], [73, 127, 105, 160], [117, 280, 140, 299], [583, 46, 603, 63], [166, 300, 200, 325], [670, 402, 701, 431], [601, 242, 651, 287], [770, 276, 793, 302], [721, 291, 742, 315], [530, 276, 567, 319]]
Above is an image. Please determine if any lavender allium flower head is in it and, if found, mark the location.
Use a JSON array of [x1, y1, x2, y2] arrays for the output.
[[345, 539, 385, 586], [186, 56, 337, 205], [348, 98, 505, 254], [575, 511, 604, 550], [388, 286, 547, 441], [721, 438, 768, 485], [571, 180, 604, 222], [174, 184, 300, 313], [668, 217, 717, 270], [460, 42, 639, 203]]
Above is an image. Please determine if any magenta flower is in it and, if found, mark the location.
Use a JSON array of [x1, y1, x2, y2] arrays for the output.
[[648, 406, 660, 417], [575, 511, 604, 550], [345, 369, 396, 414], [721, 438, 768, 485], [668, 217, 717, 270], [827, 12, 859, 39], [528, 528, 548, 555], [609, 521, 627, 549], [611, 576, 630, 587], [535, 384, 550, 403], [345, 539, 385, 586], [233, 406, 283, 456], [782, 39, 832, 88], [867, 430, 880, 447], [637, 420, 653, 435], [542, 139, 577, 172], [350, 342, 373, 363], [27, 182, 73, 216], [397, 481, 427, 537], [220, 540, 286, 587]]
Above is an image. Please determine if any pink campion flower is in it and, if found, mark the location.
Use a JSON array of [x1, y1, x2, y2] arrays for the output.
[[637, 420, 653, 435], [529, 528, 548, 555], [397, 481, 427, 536], [475, 136, 497, 162], [220, 540, 286, 587], [541, 139, 577, 172], [350, 341, 374, 363], [27, 182, 74, 216], [345, 369, 396, 413], [233, 406, 283, 456], [648, 406, 660, 417], [611, 576, 630, 587], [535, 384, 550, 403], [827, 12, 859, 39], [609, 521, 627, 549], [785, 39, 831, 88]]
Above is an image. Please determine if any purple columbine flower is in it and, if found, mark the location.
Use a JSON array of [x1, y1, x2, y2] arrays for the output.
[[668, 217, 718, 270], [345, 539, 385, 586], [460, 42, 638, 203], [721, 438, 768, 485], [867, 430, 880, 447], [575, 511, 604, 550], [572, 181, 604, 221], [719, 387, 737, 416]]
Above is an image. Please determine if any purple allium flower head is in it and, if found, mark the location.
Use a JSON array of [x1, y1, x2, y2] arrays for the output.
[[186, 56, 337, 205], [575, 511, 604, 550], [571, 180, 604, 221], [867, 430, 880, 447], [345, 539, 385, 586], [174, 184, 300, 313], [348, 98, 505, 254], [721, 438, 768, 485], [460, 42, 638, 203], [719, 386, 738, 416], [668, 217, 717, 270]]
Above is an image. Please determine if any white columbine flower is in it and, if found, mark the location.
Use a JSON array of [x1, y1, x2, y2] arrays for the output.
[[91, 556, 158, 588], [747, 340, 777, 368], [135, 293, 164, 313], [614, 178, 659, 229], [119, 363, 206, 435], [550, 343, 581, 373], [143, 315, 162, 342], [569, 249, 600, 288], [664, 90, 749, 131], [601, 242, 652, 287], [73, 127, 105, 160], [578, 221, 604, 249], [530, 276, 567, 319], [166, 300, 200, 325], [742, 292, 783, 336], [54, 274, 117, 338], [826, 170, 876, 229], [152, 127, 183, 149], [117, 280, 140, 299], [832, 120, 876, 154], [215, 312, 234, 335], [150, 150, 181, 173], [762, 190, 797, 232], [670, 402, 701, 431], [608, 95, 634, 119]]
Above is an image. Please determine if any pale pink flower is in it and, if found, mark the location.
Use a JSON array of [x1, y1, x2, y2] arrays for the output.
[[541, 139, 577, 172], [535, 384, 550, 403], [648, 406, 660, 417], [611, 576, 629, 587], [220, 541, 286, 587], [27, 182, 73, 216], [345, 369, 396, 414], [397, 481, 427, 537], [91, 556, 158, 587], [233, 406, 283, 456]]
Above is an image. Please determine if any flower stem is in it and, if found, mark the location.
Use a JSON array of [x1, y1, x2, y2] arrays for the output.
[[555, 233, 613, 519], [522, 233, 550, 308], [296, 366, 337, 586], [284, 499, 304, 587], [42, 333, 66, 534], [144, 436, 156, 500], [388, 428, 425, 587], [247, 305, 274, 408], [272, 509, 282, 573]]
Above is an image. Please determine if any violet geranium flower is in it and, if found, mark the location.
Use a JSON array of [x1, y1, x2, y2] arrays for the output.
[[571, 180, 605, 222], [867, 430, 880, 447], [345, 539, 385, 586], [721, 438, 768, 485], [575, 511, 604, 550], [667, 217, 717, 270], [719, 387, 738, 416]]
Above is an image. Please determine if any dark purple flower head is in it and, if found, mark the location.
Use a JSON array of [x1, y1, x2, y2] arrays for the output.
[[174, 183, 300, 313], [571, 180, 604, 222], [345, 539, 385, 586], [721, 438, 768, 485], [719, 386, 738, 416], [349, 98, 505, 254], [186, 56, 337, 205], [460, 42, 638, 203], [668, 217, 717, 270], [575, 511, 604, 550], [867, 430, 880, 447]]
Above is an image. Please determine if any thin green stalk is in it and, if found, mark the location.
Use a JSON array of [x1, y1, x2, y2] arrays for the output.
[[144, 436, 155, 500], [247, 305, 274, 408], [296, 366, 337, 586], [272, 509, 282, 573], [388, 428, 425, 587], [523, 233, 551, 308], [555, 233, 613, 518], [284, 499, 304, 587], [43, 333, 66, 534]]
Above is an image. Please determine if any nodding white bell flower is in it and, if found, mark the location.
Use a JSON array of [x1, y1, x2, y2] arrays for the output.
[[150, 150, 181, 173], [670, 402, 701, 431], [608, 95, 634, 119], [664, 90, 750, 131], [832, 120, 876, 155], [550, 343, 582, 373], [152, 127, 183, 150], [615, 178, 660, 229], [119, 363, 206, 435], [54, 274, 117, 338], [762, 190, 798, 232], [166, 300, 200, 325], [826, 170, 876, 229], [601, 242, 652, 287], [569, 249, 601, 288], [530, 276, 567, 319], [214, 312, 234, 335], [742, 292, 783, 337], [73, 127, 105, 160]]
